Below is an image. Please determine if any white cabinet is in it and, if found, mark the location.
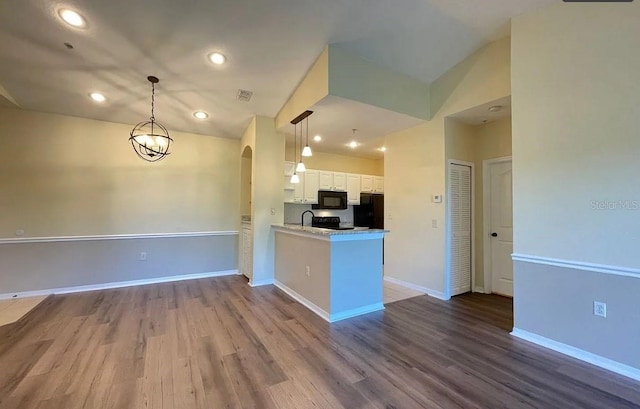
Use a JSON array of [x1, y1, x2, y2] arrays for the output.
[[373, 176, 384, 193], [319, 171, 333, 191], [283, 162, 383, 203], [333, 172, 347, 192], [303, 170, 319, 204], [284, 161, 304, 203], [318, 171, 347, 192], [241, 224, 253, 279], [346, 174, 361, 205], [291, 178, 304, 203], [361, 175, 373, 193]]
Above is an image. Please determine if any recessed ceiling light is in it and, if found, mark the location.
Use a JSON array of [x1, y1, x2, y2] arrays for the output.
[[58, 9, 87, 28], [89, 92, 106, 103], [488, 105, 502, 113], [193, 111, 209, 120], [347, 141, 359, 149], [313, 135, 322, 142], [208, 52, 226, 65], [378, 146, 387, 152]]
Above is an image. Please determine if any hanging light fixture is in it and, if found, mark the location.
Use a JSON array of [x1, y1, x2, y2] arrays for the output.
[[290, 122, 300, 184], [129, 76, 173, 162], [301, 114, 312, 157], [295, 121, 306, 173]]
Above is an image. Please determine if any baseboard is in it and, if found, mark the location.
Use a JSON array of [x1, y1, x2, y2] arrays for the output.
[[249, 278, 274, 287], [0, 270, 239, 300], [473, 286, 485, 294], [383, 276, 449, 300], [273, 280, 330, 321], [330, 303, 385, 322], [273, 280, 384, 323], [511, 328, 640, 382]]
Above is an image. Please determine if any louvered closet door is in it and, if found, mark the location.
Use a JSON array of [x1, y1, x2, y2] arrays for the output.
[[450, 164, 471, 296]]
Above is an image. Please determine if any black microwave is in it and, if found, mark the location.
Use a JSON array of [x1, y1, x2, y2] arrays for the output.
[[313, 190, 348, 210]]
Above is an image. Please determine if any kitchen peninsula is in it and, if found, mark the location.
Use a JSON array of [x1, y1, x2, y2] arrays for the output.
[[272, 224, 388, 322]]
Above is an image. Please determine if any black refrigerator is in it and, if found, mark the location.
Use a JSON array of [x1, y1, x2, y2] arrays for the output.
[[354, 193, 384, 229]]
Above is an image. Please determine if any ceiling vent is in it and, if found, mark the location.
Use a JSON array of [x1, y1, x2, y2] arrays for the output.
[[236, 89, 253, 102]]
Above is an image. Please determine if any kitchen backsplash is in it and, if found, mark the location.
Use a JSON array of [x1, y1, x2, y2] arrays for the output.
[[284, 204, 354, 225]]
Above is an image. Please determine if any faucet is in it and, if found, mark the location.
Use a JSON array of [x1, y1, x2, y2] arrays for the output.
[[301, 210, 315, 227]]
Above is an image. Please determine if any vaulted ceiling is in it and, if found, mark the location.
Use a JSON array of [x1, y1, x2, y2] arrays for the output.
[[0, 0, 552, 156]]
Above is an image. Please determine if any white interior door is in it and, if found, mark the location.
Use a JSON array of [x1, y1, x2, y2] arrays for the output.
[[449, 163, 472, 296], [488, 160, 513, 297]]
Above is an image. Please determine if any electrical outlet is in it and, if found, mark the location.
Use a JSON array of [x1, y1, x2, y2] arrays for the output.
[[594, 301, 606, 317], [140, 252, 147, 261], [305, 266, 310, 277], [432, 219, 438, 228]]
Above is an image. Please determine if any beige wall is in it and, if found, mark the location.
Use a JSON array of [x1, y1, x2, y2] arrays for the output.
[[285, 144, 383, 176], [275, 48, 329, 129], [385, 120, 446, 294], [512, 3, 640, 370], [0, 107, 240, 238], [445, 118, 476, 163], [431, 37, 511, 119], [240, 148, 252, 216], [240, 116, 285, 285], [0, 107, 240, 294], [473, 118, 512, 288], [443, 117, 512, 290], [384, 38, 511, 297]]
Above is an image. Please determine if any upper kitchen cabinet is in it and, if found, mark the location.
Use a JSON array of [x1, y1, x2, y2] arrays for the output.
[[319, 171, 333, 191], [303, 170, 319, 204], [284, 161, 303, 203], [333, 172, 347, 191], [361, 175, 373, 193], [373, 176, 384, 193], [346, 174, 361, 205], [318, 171, 347, 192], [360, 175, 384, 193]]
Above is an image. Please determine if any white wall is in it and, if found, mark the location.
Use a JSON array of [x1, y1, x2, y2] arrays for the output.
[[511, 3, 640, 371]]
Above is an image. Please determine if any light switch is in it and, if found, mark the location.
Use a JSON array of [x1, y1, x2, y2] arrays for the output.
[[432, 219, 438, 228], [270, 208, 276, 215]]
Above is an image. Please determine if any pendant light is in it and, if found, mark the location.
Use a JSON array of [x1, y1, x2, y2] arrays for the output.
[[296, 120, 306, 173], [290, 122, 300, 184], [301, 115, 312, 157], [129, 76, 173, 162]]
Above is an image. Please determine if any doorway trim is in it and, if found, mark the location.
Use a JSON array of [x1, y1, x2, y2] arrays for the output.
[[445, 159, 475, 299], [482, 156, 512, 295]]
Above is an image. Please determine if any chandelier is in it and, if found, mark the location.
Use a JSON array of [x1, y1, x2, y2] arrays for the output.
[[129, 76, 173, 162]]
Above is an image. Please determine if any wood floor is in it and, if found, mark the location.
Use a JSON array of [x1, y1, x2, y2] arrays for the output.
[[0, 296, 47, 327], [1, 276, 639, 409]]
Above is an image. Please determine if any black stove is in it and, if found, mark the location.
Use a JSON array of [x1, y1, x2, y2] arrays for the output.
[[311, 216, 354, 230]]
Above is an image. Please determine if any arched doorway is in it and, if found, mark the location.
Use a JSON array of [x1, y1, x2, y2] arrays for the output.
[[240, 146, 253, 279]]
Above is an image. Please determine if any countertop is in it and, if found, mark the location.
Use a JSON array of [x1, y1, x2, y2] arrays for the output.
[[272, 223, 388, 236]]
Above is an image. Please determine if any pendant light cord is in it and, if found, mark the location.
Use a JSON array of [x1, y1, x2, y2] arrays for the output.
[[305, 117, 309, 146], [150, 82, 156, 122]]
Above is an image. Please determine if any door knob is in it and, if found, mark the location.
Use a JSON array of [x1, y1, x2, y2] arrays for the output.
[[491, 232, 498, 237]]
